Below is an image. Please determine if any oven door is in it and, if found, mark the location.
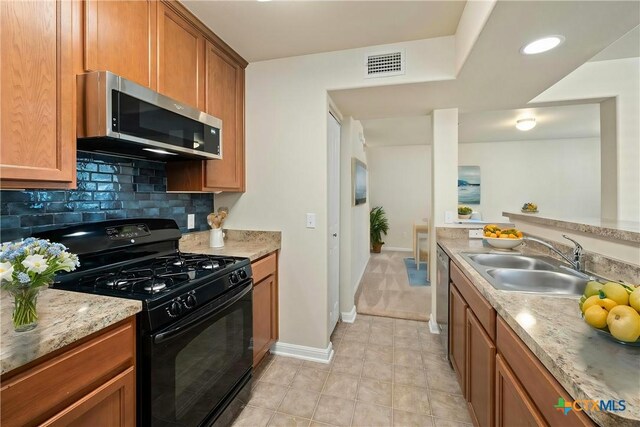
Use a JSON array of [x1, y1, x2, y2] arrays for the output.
[[141, 281, 253, 427]]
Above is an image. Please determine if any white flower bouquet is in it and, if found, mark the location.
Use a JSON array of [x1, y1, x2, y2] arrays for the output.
[[0, 238, 80, 331]]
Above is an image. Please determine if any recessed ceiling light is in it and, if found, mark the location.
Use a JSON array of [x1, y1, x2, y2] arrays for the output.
[[516, 118, 536, 131], [257, 0, 271, 2], [521, 36, 565, 55]]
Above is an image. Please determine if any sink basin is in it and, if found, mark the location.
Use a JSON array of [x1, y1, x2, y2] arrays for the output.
[[486, 269, 587, 296], [459, 252, 592, 296], [465, 254, 557, 271]]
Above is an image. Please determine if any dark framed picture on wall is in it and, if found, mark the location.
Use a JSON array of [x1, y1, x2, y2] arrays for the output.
[[353, 158, 367, 206]]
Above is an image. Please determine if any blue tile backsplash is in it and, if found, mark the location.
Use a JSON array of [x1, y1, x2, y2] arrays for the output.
[[0, 153, 213, 242]]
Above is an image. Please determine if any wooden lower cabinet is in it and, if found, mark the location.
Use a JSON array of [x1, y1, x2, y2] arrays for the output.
[[495, 354, 545, 427], [0, 317, 136, 427], [449, 259, 596, 427], [449, 284, 468, 397], [466, 308, 496, 427], [252, 252, 279, 367], [42, 367, 135, 427]]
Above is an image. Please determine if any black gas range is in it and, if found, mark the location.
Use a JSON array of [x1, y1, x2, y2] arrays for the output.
[[35, 218, 253, 427]]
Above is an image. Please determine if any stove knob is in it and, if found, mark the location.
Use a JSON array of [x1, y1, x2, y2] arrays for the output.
[[229, 272, 239, 284], [238, 269, 247, 280], [167, 300, 183, 318], [184, 294, 197, 309]]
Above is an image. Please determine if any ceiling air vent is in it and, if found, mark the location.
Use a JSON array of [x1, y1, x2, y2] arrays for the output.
[[365, 50, 405, 78]]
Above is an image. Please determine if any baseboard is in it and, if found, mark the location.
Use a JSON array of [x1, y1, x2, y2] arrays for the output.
[[341, 305, 357, 323], [270, 341, 334, 364], [382, 246, 412, 252], [428, 313, 441, 334]]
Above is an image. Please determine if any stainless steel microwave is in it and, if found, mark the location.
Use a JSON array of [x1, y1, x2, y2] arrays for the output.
[[77, 71, 222, 160]]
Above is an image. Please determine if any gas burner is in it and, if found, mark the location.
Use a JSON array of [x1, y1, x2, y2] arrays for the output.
[[143, 280, 167, 292], [201, 260, 220, 270]]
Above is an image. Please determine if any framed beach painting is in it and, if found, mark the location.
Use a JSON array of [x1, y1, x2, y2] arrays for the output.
[[353, 158, 367, 206], [458, 166, 480, 204]]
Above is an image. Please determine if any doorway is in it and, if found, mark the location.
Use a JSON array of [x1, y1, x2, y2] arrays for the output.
[[327, 111, 341, 333]]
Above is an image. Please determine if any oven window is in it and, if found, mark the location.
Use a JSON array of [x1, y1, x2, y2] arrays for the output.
[[175, 316, 238, 419], [148, 290, 252, 427]]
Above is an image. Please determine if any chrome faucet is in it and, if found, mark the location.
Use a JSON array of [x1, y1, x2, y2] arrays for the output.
[[524, 235, 584, 272]]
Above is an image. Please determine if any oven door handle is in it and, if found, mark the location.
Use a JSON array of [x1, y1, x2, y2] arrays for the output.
[[154, 282, 252, 344]]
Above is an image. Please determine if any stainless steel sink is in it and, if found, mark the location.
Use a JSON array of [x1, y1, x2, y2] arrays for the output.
[[460, 252, 592, 296], [486, 269, 587, 295], [464, 254, 557, 271]]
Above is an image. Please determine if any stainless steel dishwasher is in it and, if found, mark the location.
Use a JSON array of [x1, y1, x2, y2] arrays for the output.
[[435, 245, 450, 359]]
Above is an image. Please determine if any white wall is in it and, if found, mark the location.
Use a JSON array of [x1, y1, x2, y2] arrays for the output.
[[215, 37, 456, 351], [531, 58, 640, 222], [368, 145, 431, 250], [458, 138, 601, 221], [430, 109, 459, 322], [339, 117, 369, 315]]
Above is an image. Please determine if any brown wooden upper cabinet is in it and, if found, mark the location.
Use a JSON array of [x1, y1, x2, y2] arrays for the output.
[[0, 0, 76, 189], [157, 3, 204, 110], [84, 0, 157, 89], [166, 39, 245, 193]]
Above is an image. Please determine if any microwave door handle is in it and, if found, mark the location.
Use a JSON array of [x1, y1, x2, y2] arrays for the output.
[[154, 282, 252, 344]]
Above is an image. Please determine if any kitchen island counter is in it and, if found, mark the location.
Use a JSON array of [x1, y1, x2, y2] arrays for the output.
[[437, 236, 639, 427], [1, 289, 141, 375]]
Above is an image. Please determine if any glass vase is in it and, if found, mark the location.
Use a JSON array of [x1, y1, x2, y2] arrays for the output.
[[10, 286, 41, 332]]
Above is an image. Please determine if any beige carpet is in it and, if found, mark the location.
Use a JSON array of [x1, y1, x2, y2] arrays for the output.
[[355, 251, 431, 321]]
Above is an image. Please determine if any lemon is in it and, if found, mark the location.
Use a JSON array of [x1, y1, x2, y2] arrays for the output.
[[630, 287, 640, 313], [581, 295, 617, 313], [602, 282, 629, 306], [584, 281, 603, 298], [584, 305, 608, 329], [607, 305, 640, 342]]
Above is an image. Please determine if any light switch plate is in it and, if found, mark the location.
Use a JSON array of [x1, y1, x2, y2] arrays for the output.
[[187, 214, 195, 229], [306, 213, 316, 229]]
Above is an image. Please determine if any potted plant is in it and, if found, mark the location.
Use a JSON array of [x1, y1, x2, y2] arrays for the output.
[[458, 206, 473, 219], [370, 206, 389, 253]]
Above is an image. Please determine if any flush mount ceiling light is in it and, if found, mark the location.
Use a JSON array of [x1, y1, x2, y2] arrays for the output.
[[521, 36, 565, 55], [516, 118, 536, 131]]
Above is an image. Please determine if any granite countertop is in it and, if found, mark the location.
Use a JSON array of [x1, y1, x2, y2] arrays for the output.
[[179, 229, 281, 262], [437, 237, 640, 427], [1, 288, 141, 376], [503, 211, 640, 244]]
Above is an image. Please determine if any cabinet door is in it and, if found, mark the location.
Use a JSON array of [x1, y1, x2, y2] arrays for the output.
[[42, 367, 136, 427], [85, 0, 156, 89], [0, 0, 75, 188], [253, 274, 277, 366], [449, 284, 468, 397], [466, 308, 496, 427], [157, 2, 204, 109], [496, 354, 546, 427], [204, 41, 245, 191]]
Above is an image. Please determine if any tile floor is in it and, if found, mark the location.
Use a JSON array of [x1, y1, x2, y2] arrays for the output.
[[232, 315, 472, 427], [356, 251, 431, 321]]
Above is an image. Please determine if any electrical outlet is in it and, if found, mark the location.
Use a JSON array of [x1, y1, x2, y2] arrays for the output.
[[187, 214, 195, 229], [306, 213, 316, 229], [444, 211, 454, 223], [469, 229, 483, 239]]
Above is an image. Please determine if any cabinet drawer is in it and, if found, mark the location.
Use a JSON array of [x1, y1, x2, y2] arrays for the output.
[[1, 318, 135, 427], [252, 252, 277, 284], [451, 262, 496, 340], [496, 318, 594, 427]]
